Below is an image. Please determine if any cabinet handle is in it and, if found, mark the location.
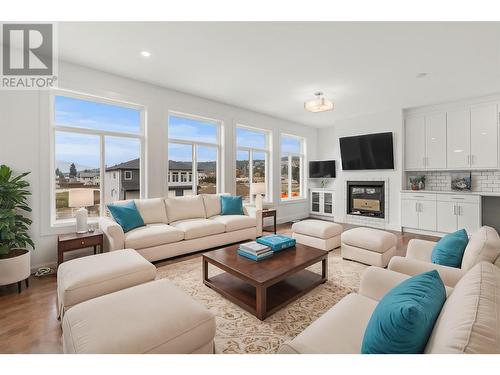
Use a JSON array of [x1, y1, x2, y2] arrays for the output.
[[467, 155, 470, 165], [422, 157, 426, 167], [415, 202, 418, 212], [471, 155, 474, 165], [453, 205, 456, 215], [458, 205, 462, 216], [451, 197, 465, 200]]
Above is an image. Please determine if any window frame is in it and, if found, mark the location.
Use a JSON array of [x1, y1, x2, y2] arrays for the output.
[[167, 111, 222, 196], [280, 133, 306, 202], [235, 124, 272, 204], [50, 89, 146, 226]]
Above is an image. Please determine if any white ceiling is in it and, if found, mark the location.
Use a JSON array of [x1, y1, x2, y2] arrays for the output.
[[58, 22, 500, 128]]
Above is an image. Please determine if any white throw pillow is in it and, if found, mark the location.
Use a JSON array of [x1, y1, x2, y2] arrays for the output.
[[164, 195, 206, 223], [461, 226, 500, 271]]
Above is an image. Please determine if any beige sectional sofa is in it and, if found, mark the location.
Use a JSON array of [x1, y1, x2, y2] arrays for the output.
[[99, 194, 262, 262], [279, 261, 500, 354]]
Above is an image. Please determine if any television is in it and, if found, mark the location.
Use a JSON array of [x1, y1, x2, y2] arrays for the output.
[[339, 132, 394, 170], [309, 160, 336, 178]]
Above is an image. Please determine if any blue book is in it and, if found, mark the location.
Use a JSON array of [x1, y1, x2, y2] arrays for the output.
[[256, 235, 296, 252], [237, 249, 273, 261]]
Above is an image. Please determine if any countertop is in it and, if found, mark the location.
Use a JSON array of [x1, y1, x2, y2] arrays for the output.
[[401, 190, 500, 197]]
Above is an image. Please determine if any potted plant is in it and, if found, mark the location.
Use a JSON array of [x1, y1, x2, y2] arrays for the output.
[[0, 165, 34, 293]]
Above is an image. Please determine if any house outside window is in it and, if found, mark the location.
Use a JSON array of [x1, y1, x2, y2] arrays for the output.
[[280, 134, 305, 200], [167, 112, 221, 197], [52, 92, 144, 223], [124, 170, 133, 180], [235, 125, 271, 203]]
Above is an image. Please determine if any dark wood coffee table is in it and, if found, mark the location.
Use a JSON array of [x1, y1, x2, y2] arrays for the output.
[[202, 243, 328, 320]]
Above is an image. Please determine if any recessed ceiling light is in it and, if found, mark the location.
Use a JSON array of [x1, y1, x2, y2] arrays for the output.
[[140, 51, 151, 57], [416, 72, 428, 78], [304, 92, 334, 113]]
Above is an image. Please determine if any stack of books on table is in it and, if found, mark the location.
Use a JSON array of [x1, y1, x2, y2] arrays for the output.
[[237, 241, 273, 261], [256, 234, 296, 252]]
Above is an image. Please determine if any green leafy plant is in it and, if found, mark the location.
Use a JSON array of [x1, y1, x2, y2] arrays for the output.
[[0, 165, 34, 256]]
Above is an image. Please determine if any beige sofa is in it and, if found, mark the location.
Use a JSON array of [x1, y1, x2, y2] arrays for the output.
[[99, 194, 262, 262], [388, 226, 500, 287], [279, 261, 500, 354]]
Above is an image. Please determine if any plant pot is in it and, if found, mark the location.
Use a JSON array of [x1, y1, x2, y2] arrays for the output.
[[0, 249, 30, 292]]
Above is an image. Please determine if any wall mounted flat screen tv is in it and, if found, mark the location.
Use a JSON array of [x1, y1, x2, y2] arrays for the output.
[[339, 132, 394, 170], [309, 160, 336, 178]]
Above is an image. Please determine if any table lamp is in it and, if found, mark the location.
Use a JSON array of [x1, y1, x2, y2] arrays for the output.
[[69, 189, 94, 233], [251, 183, 266, 210]]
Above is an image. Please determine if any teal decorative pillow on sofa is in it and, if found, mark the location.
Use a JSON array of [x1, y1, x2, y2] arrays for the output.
[[220, 195, 244, 215], [361, 270, 446, 354], [431, 229, 469, 268], [107, 201, 145, 233]]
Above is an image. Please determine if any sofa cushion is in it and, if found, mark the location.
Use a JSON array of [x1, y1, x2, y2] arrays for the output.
[[164, 195, 206, 223], [341, 227, 397, 253], [202, 194, 224, 218], [220, 195, 244, 215], [361, 270, 446, 354], [279, 293, 377, 354], [62, 279, 216, 354], [170, 218, 225, 240], [431, 229, 469, 268], [425, 262, 500, 354], [461, 226, 500, 271], [210, 215, 256, 232], [134, 198, 168, 224], [292, 219, 343, 239], [125, 224, 184, 249], [107, 201, 145, 233]]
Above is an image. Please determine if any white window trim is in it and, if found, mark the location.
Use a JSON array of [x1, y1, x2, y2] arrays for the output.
[[124, 171, 133, 180], [235, 124, 272, 203], [49, 89, 146, 227], [167, 111, 222, 195], [280, 133, 306, 202]]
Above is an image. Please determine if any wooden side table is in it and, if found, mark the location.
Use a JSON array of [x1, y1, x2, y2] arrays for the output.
[[57, 230, 103, 266], [261, 209, 277, 234]]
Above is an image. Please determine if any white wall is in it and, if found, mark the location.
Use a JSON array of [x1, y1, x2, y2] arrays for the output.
[[316, 109, 403, 230], [0, 62, 318, 268]]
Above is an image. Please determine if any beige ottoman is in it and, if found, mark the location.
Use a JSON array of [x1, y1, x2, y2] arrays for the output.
[[341, 227, 397, 267], [292, 219, 343, 251], [57, 249, 156, 318], [62, 279, 216, 354]]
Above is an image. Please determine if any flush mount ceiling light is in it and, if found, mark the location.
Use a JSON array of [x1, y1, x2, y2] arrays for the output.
[[304, 92, 334, 113], [140, 51, 151, 57], [416, 72, 428, 78]]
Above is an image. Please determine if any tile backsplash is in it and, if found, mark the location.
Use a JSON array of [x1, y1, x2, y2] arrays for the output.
[[407, 170, 500, 192]]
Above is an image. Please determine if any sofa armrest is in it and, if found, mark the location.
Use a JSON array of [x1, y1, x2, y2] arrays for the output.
[[388, 256, 465, 288], [243, 205, 263, 237], [406, 239, 435, 261], [358, 266, 410, 301], [99, 217, 125, 251]]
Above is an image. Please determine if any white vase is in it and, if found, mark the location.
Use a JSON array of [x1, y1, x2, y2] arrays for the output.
[[0, 249, 31, 292]]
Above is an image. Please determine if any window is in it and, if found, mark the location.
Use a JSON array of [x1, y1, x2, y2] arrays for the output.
[[52, 93, 144, 223], [280, 134, 305, 200], [235, 126, 270, 203], [167, 113, 221, 197]]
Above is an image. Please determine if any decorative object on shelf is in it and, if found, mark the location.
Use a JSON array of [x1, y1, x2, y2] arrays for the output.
[[304, 92, 334, 113], [69, 188, 95, 233], [250, 182, 266, 210], [320, 179, 328, 188], [0, 165, 34, 293], [408, 175, 426, 190], [451, 172, 472, 191]]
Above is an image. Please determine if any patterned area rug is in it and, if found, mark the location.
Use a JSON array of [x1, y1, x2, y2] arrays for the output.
[[156, 248, 368, 354]]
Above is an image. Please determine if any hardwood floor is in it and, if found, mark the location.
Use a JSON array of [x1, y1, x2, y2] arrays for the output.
[[0, 222, 439, 354]]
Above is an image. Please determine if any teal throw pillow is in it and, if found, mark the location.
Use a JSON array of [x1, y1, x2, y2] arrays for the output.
[[431, 229, 469, 268], [220, 195, 244, 215], [107, 200, 145, 233], [361, 270, 446, 354]]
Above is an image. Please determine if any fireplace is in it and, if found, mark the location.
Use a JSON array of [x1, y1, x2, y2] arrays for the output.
[[347, 181, 385, 218]]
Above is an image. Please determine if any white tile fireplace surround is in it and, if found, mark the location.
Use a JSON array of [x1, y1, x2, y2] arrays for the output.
[[345, 178, 390, 229]]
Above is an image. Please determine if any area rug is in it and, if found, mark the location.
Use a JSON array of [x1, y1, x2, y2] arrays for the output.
[[155, 248, 367, 354]]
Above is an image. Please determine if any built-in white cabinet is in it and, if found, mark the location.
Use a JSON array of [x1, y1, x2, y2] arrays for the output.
[[406, 100, 499, 171], [470, 103, 498, 169], [402, 192, 481, 235], [310, 189, 334, 217], [436, 194, 481, 234], [401, 192, 437, 231]]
